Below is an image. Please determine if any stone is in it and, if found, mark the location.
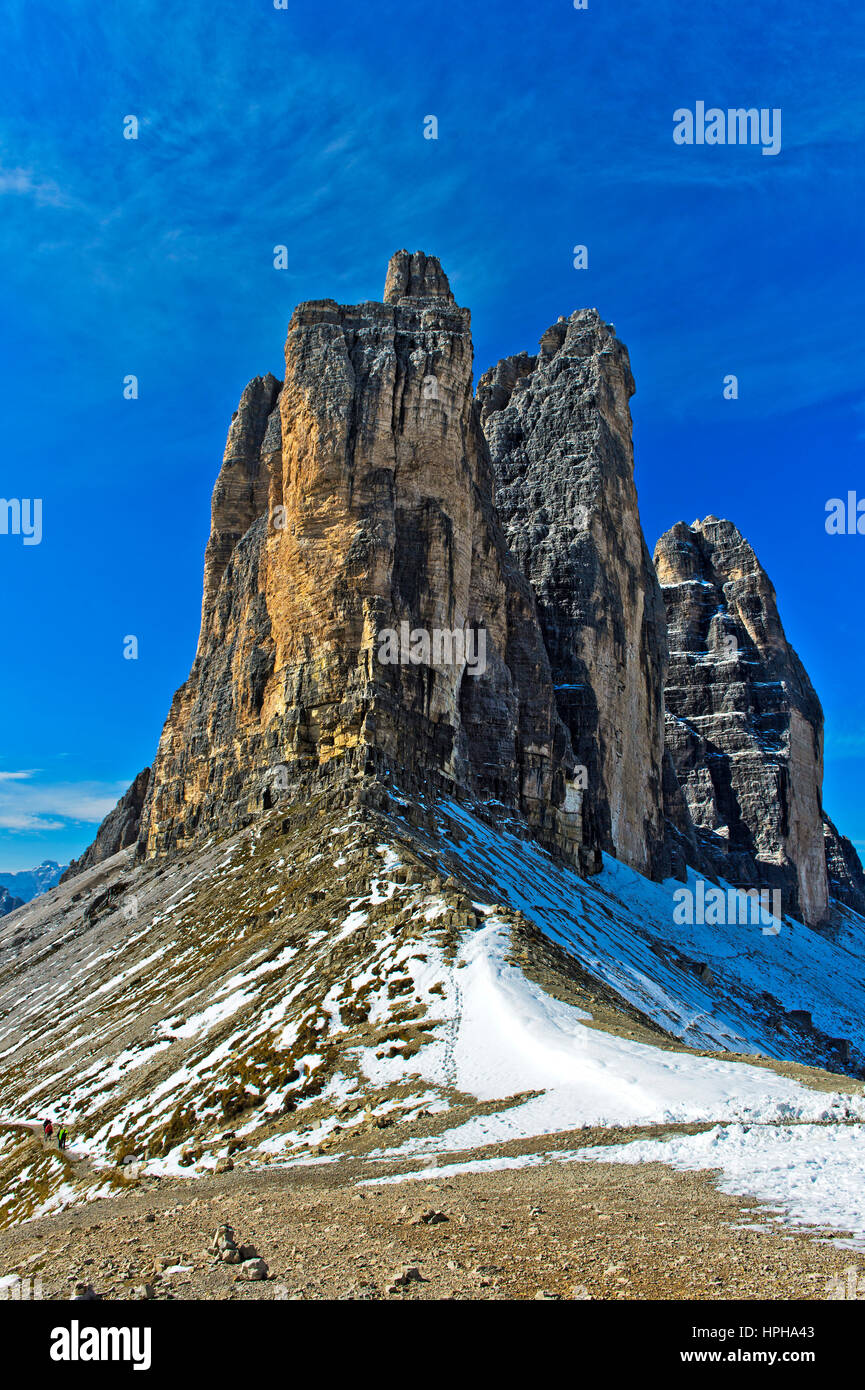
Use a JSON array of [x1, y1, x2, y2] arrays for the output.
[[138, 252, 590, 872], [655, 517, 828, 925], [478, 309, 668, 878], [410, 1208, 448, 1225], [822, 813, 865, 916], [237, 1258, 268, 1281], [210, 1224, 239, 1261], [62, 769, 150, 882], [387, 1264, 424, 1291]]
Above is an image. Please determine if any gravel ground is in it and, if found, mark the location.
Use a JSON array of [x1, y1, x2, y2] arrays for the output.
[[1, 1126, 862, 1302]]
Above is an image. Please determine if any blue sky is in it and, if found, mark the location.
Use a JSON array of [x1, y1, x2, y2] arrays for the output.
[[1, 0, 863, 870]]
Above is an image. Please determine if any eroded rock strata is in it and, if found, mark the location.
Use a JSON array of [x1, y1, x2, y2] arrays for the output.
[[64, 253, 861, 919], [655, 517, 829, 926], [477, 310, 668, 878], [62, 768, 151, 882], [822, 813, 865, 917], [139, 253, 590, 867]]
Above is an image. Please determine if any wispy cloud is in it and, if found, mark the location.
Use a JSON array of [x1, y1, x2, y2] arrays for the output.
[[0, 163, 72, 207], [825, 730, 865, 759], [0, 772, 124, 832]]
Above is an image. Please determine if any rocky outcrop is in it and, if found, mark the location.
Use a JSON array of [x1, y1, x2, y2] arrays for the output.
[[477, 310, 668, 879], [62, 769, 151, 881], [655, 517, 829, 926], [823, 813, 865, 916], [199, 373, 283, 647], [62, 253, 859, 920], [139, 253, 591, 867]]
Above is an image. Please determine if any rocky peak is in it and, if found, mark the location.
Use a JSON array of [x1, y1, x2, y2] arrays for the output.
[[200, 372, 282, 646], [478, 308, 668, 879], [822, 813, 865, 917], [655, 517, 828, 925], [138, 255, 590, 867], [383, 249, 455, 304]]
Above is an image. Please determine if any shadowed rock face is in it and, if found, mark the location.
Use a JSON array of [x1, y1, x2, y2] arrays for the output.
[[823, 813, 865, 917], [477, 310, 669, 879], [61, 768, 151, 882], [138, 254, 590, 865], [655, 517, 829, 926], [199, 373, 283, 644]]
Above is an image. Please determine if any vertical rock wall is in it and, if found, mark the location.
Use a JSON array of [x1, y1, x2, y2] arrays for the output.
[[478, 311, 668, 878]]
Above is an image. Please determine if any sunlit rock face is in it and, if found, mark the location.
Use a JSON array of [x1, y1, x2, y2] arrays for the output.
[[139, 253, 590, 866]]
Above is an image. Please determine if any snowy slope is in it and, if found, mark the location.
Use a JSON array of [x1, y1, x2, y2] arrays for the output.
[[437, 799, 865, 1069], [1, 795, 864, 1249]]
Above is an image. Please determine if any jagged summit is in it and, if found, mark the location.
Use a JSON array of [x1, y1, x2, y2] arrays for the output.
[[137, 254, 588, 867], [61, 258, 863, 929], [6, 258, 865, 1265], [655, 516, 828, 925], [62, 769, 151, 883], [382, 249, 454, 304], [478, 308, 668, 879], [199, 372, 282, 645]]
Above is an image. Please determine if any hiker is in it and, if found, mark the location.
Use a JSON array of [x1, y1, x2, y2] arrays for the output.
[[43, 1119, 53, 1140], [57, 1126, 68, 1151]]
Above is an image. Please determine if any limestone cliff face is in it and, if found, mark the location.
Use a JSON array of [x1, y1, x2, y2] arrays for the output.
[[822, 813, 865, 917], [199, 373, 283, 644], [477, 311, 668, 879], [139, 253, 589, 865], [655, 517, 829, 926]]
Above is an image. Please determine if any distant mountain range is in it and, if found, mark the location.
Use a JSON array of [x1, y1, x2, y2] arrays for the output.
[[0, 860, 67, 910], [0, 885, 24, 918]]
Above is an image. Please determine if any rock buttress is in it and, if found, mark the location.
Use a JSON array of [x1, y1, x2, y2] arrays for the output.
[[139, 254, 591, 866], [655, 516, 829, 926], [477, 310, 668, 879], [61, 768, 151, 881]]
